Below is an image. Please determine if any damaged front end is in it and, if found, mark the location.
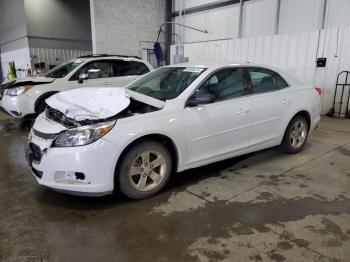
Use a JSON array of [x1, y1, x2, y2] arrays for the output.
[[27, 87, 164, 193], [32, 87, 163, 147]]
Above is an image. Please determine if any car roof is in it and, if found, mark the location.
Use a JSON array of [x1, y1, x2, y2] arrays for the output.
[[165, 61, 280, 71], [164, 62, 303, 85], [80, 56, 144, 62]]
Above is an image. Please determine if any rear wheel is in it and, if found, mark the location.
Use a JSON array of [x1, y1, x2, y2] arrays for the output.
[[281, 115, 309, 154], [118, 140, 172, 199]]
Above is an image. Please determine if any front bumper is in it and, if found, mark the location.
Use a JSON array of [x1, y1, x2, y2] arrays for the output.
[[1, 93, 36, 118], [27, 133, 120, 196]]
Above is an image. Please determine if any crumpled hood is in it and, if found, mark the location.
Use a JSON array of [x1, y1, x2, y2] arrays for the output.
[[0, 77, 55, 89], [46, 87, 165, 121]]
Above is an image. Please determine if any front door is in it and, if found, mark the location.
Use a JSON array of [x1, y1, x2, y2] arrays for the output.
[[184, 67, 252, 164], [68, 60, 113, 88]]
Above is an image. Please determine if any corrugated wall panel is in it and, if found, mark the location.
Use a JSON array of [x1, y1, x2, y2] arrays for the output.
[[29, 48, 92, 72]]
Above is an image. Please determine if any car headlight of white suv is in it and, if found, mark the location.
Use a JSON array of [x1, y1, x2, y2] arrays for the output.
[[54, 121, 115, 147], [6, 85, 32, 96]]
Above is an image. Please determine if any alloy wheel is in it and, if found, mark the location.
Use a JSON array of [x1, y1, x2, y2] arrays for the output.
[[289, 120, 307, 149], [128, 150, 167, 192]]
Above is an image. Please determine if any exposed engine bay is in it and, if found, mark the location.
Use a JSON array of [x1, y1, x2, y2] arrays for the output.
[[45, 98, 160, 128]]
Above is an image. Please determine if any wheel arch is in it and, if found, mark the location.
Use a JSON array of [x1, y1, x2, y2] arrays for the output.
[[113, 133, 180, 186], [291, 110, 311, 129], [281, 109, 311, 143], [34, 91, 59, 113]]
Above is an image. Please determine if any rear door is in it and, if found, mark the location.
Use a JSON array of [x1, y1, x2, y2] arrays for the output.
[[110, 60, 151, 87], [245, 67, 289, 146]]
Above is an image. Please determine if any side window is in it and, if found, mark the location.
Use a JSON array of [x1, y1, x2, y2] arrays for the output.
[[131, 61, 150, 75], [195, 68, 246, 102], [247, 68, 288, 94], [71, 61, 111, 80], [111, 60, 137, 77]]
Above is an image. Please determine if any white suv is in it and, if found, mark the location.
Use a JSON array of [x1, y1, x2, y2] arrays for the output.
[[0, 55, 153, 118]]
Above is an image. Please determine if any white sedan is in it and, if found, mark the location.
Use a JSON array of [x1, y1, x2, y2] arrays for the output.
[[26, 63, 321, 199]]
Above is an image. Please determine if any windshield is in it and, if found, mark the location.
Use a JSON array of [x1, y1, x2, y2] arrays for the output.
[[43, 60, 84, 78], [128, 67, 206, 100]]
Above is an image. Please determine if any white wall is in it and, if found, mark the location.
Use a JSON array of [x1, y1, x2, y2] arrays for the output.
[[174, 5, 240, 43], [1, 46, 31, 80], [172, 0, 350, 116], [30, 48, 91, 71], [170, 28, 350, 115], [174, 0, 350, 38], [325, 0, 350, 29], [278, 0, 324, 34], [242, 0, 277, 38], [90, 0, 165, 57], [174, 0, 218, 11]]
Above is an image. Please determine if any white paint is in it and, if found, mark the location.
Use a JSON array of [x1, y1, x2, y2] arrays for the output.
[[1, 56, 152, 118], [28, 62, 321, 197], [46, 88, 131, 121]]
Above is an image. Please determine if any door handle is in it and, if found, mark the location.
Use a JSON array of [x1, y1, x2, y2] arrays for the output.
[[282, 99, 291, 104], [236, 108, 250, 115], [103, 82, 111, 85]]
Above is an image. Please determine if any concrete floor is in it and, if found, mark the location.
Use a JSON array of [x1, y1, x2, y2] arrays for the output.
[[0, 112, 350, 262]]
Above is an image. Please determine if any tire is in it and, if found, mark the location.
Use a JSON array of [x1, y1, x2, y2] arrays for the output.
[[118, 140, 172, 199], [280, 115, 309, 154]]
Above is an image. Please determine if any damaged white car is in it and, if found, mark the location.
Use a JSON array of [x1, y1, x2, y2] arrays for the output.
[[0, 55, 152, 118], [27, 63, 321, 199]]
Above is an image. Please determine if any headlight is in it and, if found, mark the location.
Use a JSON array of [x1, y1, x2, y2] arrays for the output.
[[54, 121, 115, 147], [6, 85, 32, 96]]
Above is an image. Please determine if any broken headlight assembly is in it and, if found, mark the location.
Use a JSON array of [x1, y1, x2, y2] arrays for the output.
[[6, 85, 32, 96], [54, 121, 115, 147]]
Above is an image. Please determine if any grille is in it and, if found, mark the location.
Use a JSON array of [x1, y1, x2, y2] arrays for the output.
[[29, 143, 42, 162], [45, 106, 76, 128]]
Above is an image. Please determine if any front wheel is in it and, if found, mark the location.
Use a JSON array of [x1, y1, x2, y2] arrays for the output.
[[280, 115, 309, 154], [118, 140, 172, 199]]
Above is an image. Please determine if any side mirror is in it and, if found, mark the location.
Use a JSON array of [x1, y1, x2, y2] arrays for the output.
[[187, 93, 215, 107], [78, 73, 89, 84]]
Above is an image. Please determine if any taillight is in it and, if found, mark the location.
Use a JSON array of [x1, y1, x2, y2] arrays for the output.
[[314, 87, 321, 95]]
